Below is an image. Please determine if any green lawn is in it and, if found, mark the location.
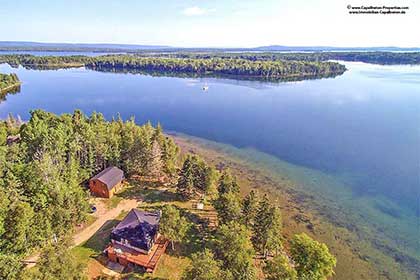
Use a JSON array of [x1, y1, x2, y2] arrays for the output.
[[104, 195, 123, 209], [72, 218, 121, 263]]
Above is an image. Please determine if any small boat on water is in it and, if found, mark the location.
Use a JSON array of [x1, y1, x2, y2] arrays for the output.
[[202, 83, 209, 91]]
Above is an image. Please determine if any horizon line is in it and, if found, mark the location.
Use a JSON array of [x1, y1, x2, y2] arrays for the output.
[[1, 40, 420, 50]]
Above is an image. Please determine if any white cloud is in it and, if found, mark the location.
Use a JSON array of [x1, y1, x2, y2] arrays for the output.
[[182, 6, 206, 16]]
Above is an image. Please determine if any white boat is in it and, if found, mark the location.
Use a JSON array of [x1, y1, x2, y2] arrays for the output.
[[202, 84, 209, 91]]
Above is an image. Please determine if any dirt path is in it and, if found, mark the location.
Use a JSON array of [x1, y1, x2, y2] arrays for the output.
[[73, 198, 139, 246]]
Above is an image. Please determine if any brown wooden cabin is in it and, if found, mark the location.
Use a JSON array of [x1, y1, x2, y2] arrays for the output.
[[89, 166, 124, 198]]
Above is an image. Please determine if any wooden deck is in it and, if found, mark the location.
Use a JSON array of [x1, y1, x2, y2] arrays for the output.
[[107, 237, 169, 273]]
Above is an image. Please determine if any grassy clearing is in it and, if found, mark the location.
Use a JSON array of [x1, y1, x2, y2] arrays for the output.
[[72, 216, 122, 278], [104, 195, 123, 210], [119, 181, 209, 279], [80, 179, 211, 279]]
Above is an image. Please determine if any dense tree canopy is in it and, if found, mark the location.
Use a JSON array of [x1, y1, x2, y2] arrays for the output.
[[252, 195, 283, 257], [159, 205, 190, 250], [86, 56, 346, 79], [242, 190, 259, 227], [213, 170, 242, 225], [157, 51, 420, 65], [263, 254, 297, 280], [0, 110, 179, 275], [290, 233, 337, 280], [0, 73, 20, 91], [214, 222, 257, 280], [217, 170, 240, 195], [21, 238, 87, 280], [177, 154, 217, 199], [182, 249, 227, 280], [0, 54, 347, 80]]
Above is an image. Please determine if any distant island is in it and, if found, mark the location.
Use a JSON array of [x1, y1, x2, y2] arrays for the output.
[[0, 54, 347, 81]]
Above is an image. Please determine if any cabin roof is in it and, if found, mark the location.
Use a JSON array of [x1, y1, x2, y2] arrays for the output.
[[111, 209, 160, 252], [91, 166, 124, 190]]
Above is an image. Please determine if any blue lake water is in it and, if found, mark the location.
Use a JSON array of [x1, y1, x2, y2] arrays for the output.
[[1, 61, 419, 274]]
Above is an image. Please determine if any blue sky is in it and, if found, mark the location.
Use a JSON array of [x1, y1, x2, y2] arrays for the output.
[[1, 0, 418, 47]]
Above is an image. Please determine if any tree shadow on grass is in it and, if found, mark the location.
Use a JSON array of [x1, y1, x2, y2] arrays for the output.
[[81, 219, 120, 255], [119, 184, 181, 204], [165, 207, 213, 259]]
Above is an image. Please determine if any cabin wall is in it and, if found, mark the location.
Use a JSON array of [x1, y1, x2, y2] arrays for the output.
[[89, 179, 124, 198], [89, 179, 111, 198], [114, 181, 123, 193], [108, 250, 129, 266]]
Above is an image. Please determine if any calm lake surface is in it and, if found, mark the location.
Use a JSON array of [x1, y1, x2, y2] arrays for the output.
[[1, 60, 419, 272]]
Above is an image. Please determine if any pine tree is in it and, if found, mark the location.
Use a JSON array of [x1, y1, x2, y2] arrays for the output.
[[242, 190, 259, 227], [214, 191, 242, 225], [147, 139, 163, 180], [215, 222, 256, 280], [2, 201, 34, 254], [217, 170, 239, 195], [160, 136, 179, 181], [159, 205, 190, 250], [266, 206, 283, 256], [177, 156, 196, 199], [196, 160, 218, 196], [251, 194, 272, 257]]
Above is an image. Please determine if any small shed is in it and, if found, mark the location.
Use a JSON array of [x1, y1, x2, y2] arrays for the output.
[[89, 166, 124, 198]]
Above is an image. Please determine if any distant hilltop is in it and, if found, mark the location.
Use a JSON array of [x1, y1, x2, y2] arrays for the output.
[[0, 41, 419, 53], [0, 41, 171, 52]]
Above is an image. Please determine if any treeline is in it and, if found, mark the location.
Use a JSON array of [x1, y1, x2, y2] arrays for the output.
[[157, 51, 420, 65], [0, 54, 346, 79], [170, 155, 337, 280], [0, 55, 88, 69], [0, 110, 179, 279], [0, 73, 20, 91], [87, 56, 346, 78]]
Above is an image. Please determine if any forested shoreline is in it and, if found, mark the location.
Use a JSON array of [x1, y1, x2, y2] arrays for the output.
[[143, 51, 420, 65], [0, 54, 346, 80], [85, 56, 346, 79], [0, 73, 20, 92]]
